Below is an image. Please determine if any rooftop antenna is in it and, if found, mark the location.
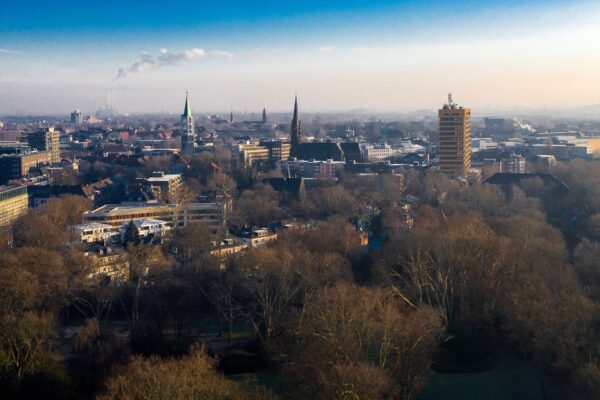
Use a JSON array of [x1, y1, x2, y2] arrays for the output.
[[447, 93, 453, 107]]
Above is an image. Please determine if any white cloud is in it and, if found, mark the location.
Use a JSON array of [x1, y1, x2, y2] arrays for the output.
[[114, 47, 233, 81]]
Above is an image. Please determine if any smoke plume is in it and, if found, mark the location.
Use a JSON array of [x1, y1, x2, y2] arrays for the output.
[[114, 48, 233, 81]]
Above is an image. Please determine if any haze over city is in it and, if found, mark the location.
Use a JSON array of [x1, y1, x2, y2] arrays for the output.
[[1, 0, 600, 114], [3, 1, 600, 400]]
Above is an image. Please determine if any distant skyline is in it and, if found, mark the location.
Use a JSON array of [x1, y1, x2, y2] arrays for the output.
[[1, 0, 599, 115]]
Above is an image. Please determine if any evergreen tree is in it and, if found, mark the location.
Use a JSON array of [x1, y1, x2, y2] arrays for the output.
[[123, 220, 140, 247]]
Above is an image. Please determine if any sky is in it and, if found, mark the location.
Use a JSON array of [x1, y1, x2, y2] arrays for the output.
[[1, 0, 599, 115]]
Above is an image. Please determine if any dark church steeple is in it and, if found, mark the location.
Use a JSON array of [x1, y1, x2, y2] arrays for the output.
[[290, 96, 302, 159]]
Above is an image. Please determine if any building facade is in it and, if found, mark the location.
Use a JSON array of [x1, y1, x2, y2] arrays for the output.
[[361, 143, 393, 161], [74, 222, 117, 243], [234, 141, 270, 167], [0, 185, 28, 227], [276, 159, 345, 179], [143, 172, 182, 203], [500, 154, 527, 173], [28, 127, 61, 163], [71, 110, 83, 125], [118, 218, 171, 241], [438, 94, 472, 178], [0, 151, 52, 184], [83, 199, 231, 230], [241, 229, 278, 248]]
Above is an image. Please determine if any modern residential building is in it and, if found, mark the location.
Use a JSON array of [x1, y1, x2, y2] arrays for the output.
[[74, 222, 118, 243], [28, 127, 61, 163], [241, 228, 278, 248], [143, 172, 182, 203], [500, 154, 527, 173], [0, 185, 28, 227], [438, 94, 472, 178], [118, 218, 171, 241]]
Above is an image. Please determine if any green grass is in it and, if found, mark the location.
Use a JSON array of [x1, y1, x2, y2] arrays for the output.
[[229, 370, 286, 393], [229, 356, 569, 400], [418, 356, 562, 400]]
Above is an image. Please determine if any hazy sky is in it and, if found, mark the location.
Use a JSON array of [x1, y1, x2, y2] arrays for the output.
[[1, 0, 599, 115]]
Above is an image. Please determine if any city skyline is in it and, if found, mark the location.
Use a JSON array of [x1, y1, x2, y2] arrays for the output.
[[1, 0, 600, 114]]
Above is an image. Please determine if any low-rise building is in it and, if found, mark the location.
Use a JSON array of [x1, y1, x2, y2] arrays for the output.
[[276, 159, 345, 179], [74, 222, 117, 243], [530, 143, 589, 160], [209, 238, 249, 258], [361, 143, 393, 161], [83, 198, 231, 230], [27, 184, 87, 208], [83, 246, 129, 282], [118, 218, 170, 240], [241, 228, 278, 248]]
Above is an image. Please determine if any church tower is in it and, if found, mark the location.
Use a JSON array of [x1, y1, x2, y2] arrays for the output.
[[290, 96, 302, 159], [180, 92, 196, 155]]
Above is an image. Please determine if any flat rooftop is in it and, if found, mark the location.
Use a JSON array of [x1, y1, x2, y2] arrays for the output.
[[146, 174, 181, 182]]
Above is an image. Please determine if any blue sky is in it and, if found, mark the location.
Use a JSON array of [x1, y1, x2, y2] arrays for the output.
[[1, 0, 599, 114]]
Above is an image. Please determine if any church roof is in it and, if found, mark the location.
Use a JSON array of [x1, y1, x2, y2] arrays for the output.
[[298, 142, 363, 162], [339, 142, 363, 162], [299, 142, 344, 161], [263, 177, 304, 198]]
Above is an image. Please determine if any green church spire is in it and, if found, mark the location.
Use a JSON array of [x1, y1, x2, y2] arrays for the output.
[[182, 91, 192, 118]]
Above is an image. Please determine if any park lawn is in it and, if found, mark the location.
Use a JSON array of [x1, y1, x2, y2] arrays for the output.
[[418, 355, 563, 400], [229, 370, 287, 394]]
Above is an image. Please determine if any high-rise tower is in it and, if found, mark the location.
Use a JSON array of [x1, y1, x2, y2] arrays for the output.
[[438, 94, 471, 178], [28, 127, 61, 163], [180, 92, 196, 155], [290, 96, 302, 159], [71, 110, 83, 125], [262, 108, 267, 124]]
